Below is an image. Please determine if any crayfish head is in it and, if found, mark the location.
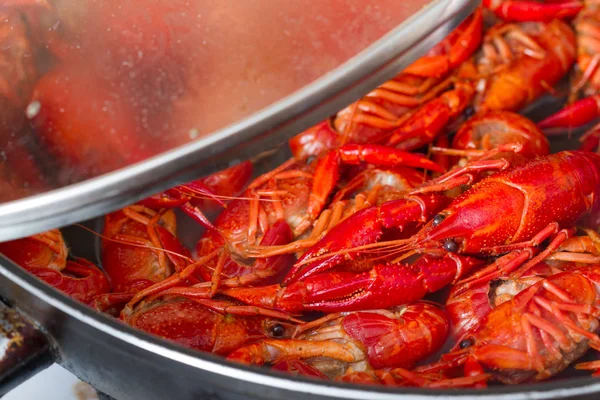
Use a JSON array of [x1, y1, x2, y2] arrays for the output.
[[264, 320, 297, 339], [459, 337, 475, 349], [439, 336, 536, 385], [416, 211, 470, 254], [0, 229, 68, 272], [418, 180, 525, 255]]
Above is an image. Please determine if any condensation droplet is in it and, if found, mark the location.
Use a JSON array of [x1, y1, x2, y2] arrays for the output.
[[188, 128, 199, 139], [25, 101, 41, 119]]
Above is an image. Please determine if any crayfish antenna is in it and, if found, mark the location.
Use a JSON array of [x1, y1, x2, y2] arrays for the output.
[[74, 223, 194, 266], [425, 373, 491, 388], [387, 361, 490, 388], [284, 237, 416, 285], [292, 238, 415, 268], [413, 348, 470, 374]]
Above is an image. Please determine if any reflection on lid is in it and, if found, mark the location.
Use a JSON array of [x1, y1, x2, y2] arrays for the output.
[[0, 0, 431, 199]]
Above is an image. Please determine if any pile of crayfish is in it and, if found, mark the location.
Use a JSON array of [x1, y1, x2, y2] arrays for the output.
[[8, 0, 600, 390]]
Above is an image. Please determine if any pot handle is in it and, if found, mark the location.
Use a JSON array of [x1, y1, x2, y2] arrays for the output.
[[0, 300, 53, 396]]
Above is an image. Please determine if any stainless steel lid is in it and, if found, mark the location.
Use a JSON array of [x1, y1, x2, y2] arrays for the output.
[[0, 0, 478, 241]]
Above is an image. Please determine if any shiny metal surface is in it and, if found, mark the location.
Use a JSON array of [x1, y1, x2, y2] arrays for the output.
[[0, 300, 52, 396], [0, 0, 477, 241]]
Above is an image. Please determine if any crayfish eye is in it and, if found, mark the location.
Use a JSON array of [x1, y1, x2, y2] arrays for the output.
[[443, 238, 459, 253], [305, 155, 317, 165], [460, 338, 475, 349], [463, 106, 475, 118], [270, 323, 286, 338], [432, 214, 446, 227]]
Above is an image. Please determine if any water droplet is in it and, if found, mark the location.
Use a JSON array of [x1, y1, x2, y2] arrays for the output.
[[25, 101, 41, 119], [188, 128, 199, 139]]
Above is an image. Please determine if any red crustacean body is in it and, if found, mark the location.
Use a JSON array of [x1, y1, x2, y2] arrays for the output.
[[446, 280, 496, 341], [0, 230, 109, 305], [223, 253, 483, 313], [118, 165, 436, 315], [226, 302, 449, 378], [283, 192, 451, 282], [411, 151, 600, 256], [101, 208, 188, 293], [450, 110, 550, 164], [139, 161, 254, 232], [461, 19, 576, 113], [236, 165, 430, 262], [288, 9, 483, 158], [330, 166, 425, 206], [285, 151, 600, 289], [0, 229, 67, 271], [31, 257, 111, 305], [123, 297, 299, 356], [446, 261, 559, 339], [483, 0, 583, 22], [418, 265, 600, 385], [95, 206, 191, 315], [120, 159, 324, 310], [425, 110, 550, 193], [141, 161, 253, 214], [189, 150, 438, 286], [190, 159, 313, 287], [537, 5, 600, 150], [282, 116, 548, 287], [196, 159, 313, 258], [99, 164, 255, 314], [386, 82, 476, 151], [385, 19, 575, 150], [187, 161, 254, 213], [193, 220, 295, 288], [573, 5, 600, 98]]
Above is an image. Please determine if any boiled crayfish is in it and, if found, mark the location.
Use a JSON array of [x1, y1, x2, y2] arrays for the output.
[[0, 230, 109, 305]]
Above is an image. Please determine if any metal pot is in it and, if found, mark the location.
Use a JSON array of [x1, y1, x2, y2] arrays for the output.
[[1, 233, 600, 400], [1, 1, 599, 399]]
